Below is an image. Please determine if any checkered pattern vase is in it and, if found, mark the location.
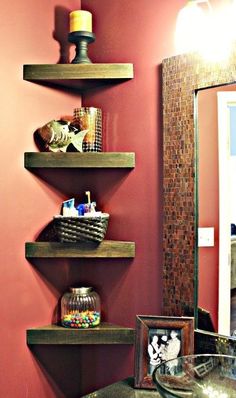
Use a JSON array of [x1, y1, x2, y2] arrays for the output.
[[73, 107, 102, 152]]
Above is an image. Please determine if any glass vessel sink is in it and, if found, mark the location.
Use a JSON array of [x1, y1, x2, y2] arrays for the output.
[[152, 354, 236, 397]]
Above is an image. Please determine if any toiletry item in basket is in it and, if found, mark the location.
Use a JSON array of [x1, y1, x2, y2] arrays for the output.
[[76, 191, 102, 217], [62, 198, 78, 216]]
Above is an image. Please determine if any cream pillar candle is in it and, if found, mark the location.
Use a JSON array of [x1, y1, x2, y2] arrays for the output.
[[69, 10, 92, 33]]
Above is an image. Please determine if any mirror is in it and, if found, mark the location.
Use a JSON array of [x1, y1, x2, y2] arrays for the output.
[[198, 84, 236, 336], [162, 48, 236, 336]]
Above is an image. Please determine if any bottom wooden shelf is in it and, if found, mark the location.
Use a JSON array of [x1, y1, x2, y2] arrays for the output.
[[27, 323, 135, 345]]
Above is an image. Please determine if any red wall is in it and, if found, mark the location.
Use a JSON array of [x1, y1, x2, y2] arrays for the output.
[[0, 0, 186, 397]]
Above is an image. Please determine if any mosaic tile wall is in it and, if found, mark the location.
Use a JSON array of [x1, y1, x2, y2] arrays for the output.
[[162, 47, 236, 318]]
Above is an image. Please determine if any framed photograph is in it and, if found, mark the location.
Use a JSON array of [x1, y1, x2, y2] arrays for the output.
[[134, 315, 194, 389]]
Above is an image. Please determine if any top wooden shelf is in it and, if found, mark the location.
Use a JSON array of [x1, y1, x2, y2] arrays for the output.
[[23, 63, 134, 90]]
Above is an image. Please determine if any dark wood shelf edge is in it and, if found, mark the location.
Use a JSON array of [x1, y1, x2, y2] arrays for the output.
[[23, 64, 134, 90], [24, 152, 135, 168], [23, 63, 134, 80], [25, 241, 135, 258], [27, 323, 135, 345]]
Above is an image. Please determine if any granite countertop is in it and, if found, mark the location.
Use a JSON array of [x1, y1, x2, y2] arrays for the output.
[[83, 377, 161, 397]]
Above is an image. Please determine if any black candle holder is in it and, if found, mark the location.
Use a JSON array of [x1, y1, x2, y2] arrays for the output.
[[68, 31, 95, 64]]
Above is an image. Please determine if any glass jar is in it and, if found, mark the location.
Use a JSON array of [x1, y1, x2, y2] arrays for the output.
[[73, 107, 102, 152], [61, 287, 101, 328]]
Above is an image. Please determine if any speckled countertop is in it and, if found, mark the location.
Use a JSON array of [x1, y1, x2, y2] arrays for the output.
[[83, 377, 161, 397]]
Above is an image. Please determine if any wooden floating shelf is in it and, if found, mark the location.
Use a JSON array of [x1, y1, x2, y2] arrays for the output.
[[25, 241, 135, 258], [27, 323, 135, 345], [23, 63, 134, 90], [24, 152, 135, 169]]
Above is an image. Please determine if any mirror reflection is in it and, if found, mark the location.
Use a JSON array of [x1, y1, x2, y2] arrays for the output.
[[198, 83, 236, 336]]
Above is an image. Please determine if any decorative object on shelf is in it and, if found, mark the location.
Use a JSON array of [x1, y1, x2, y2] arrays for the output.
[[73, 107, 102, 152], [54, 192, 109, 243], [61, 286, 101, 328], [36, 107, 102, 153], [70, 10, 92, 32], [37, 119, 88, 152], [68, 10, 95, 64], [153, 354, 236, 398], [134, 316, 194, 390]]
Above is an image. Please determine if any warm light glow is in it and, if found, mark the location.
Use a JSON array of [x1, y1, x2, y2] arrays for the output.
[[199, 7, 232, 62], [175, 0, 236, 62], [227, 0, 236, 41], [175, 1, 208, 54]]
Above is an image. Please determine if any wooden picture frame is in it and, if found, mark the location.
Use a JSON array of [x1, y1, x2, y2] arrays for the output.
[[134, 315, 194, 389]]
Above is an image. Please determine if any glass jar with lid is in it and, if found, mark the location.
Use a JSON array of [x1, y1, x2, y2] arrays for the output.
[[61, 287, 101, 328]]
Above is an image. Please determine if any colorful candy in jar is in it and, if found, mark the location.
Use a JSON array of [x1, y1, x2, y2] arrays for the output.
[[62, 310, 100, 328]]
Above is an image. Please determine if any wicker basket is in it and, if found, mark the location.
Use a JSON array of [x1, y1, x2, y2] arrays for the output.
[[54, 213, 109, 243]]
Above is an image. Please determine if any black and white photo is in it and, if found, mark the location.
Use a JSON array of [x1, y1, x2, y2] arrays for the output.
[[135, 316, 194, 389], [148, 328, 181, 375]]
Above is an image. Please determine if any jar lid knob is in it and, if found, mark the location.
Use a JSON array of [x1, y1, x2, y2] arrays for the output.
[[70, 287, 93, 294]]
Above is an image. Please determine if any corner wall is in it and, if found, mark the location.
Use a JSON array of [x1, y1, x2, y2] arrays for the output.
[[0, 0, 183, 396]]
